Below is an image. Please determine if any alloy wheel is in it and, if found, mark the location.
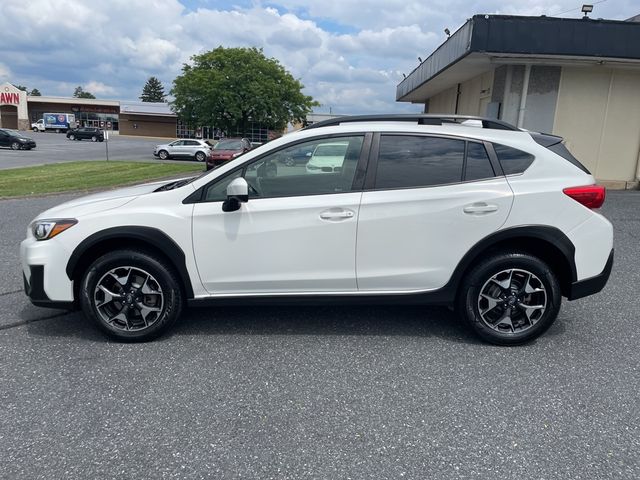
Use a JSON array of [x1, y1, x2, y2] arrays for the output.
[[477, 268, 547, 334], [93, 266, 164, 332]]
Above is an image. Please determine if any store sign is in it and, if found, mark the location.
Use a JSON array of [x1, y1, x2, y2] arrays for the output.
[[71, 105, 118, 114], [0, 92, 20, 105]]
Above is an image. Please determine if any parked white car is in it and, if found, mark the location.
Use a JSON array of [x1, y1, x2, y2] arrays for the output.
[[153, 139, 212, 162], [21, 115, 613, 345], [305, 141, 349, 174]]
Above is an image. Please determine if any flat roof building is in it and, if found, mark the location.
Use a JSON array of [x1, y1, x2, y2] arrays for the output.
[[396, 14, 640, 188]]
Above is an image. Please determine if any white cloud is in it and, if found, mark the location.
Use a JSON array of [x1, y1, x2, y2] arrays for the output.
[[0, 0, 638, 113]]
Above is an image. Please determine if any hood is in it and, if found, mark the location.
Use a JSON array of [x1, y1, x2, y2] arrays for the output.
[[211, 149, 240, 156], [35, 178, 181, 219]]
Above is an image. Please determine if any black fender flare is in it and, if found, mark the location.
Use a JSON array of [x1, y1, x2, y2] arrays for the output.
[[66, 226, 194, 298], [442, 224, 577, 297]]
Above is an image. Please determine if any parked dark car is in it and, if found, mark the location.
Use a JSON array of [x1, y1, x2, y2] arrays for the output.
[[206, 138, 252, 170], [0, 128, 36, 150], [67, 127, 105, 142]]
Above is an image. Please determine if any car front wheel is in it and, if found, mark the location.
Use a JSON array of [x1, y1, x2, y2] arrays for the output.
[[457, 252, 561, 345], [158, 150, 169, 160], [68, 134, 75, 140], [80, 249, 183, 342], [91, 135, 98, 142]]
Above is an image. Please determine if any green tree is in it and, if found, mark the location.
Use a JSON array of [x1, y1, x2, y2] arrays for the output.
[[171, 47, 318, 135], [140, 76, 166, 102], [15, 85, 28, 92], [73, 86, 96, 99], [29, 88, 41, 96]]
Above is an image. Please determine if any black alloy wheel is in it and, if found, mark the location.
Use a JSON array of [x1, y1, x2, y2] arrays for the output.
[[80, 250, 183, 341], [458, 252, 561, 345]]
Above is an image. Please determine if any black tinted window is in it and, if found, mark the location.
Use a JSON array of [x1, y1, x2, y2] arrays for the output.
[[465, 142, 495, 181], [375, 136, 464, 189], [493, 144, 535, 175]]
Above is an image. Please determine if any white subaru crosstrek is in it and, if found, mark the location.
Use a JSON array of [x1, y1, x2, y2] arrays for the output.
[[21, 115, 614, 345]]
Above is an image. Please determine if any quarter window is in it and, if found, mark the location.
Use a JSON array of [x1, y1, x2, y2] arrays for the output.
[[493, 144, 535, 175], [375, 135, 465, 189]]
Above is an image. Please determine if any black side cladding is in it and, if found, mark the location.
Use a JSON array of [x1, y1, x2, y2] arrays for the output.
[[530, 132, 591, 174]]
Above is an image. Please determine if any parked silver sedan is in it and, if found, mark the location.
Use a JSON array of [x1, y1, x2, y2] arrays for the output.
[[153, 139, 213, 162]]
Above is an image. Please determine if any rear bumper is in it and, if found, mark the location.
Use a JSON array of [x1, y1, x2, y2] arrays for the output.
[[567, 249, 614, 300]]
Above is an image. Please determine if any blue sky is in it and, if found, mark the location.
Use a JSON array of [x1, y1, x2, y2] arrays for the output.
[[0, 0, 638, 114]]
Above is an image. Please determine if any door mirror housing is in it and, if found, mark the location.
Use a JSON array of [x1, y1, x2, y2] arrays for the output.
[[222, 177, 249, 212]]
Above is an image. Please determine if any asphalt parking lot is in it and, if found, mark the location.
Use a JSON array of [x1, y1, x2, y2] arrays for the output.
[[0, 191, 638, 479], [0, 132, 189, 169]]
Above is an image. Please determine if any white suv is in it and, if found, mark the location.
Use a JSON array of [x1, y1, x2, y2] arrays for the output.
[[21, 115, 614, 345]]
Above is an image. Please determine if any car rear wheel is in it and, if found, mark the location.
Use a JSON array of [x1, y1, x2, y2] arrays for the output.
[[10, 141, 21, 150], [91, 135, 98, 142], [457, 252, 561, 345], [158, 150, 169, 160], [69, 134, 75, 140], [80, 249, 183, 342], [195, 151, 206, 162]]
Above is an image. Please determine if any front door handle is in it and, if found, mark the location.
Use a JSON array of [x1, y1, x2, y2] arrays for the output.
[[319, 208, 355, 221], [463, 202, 499, 215]]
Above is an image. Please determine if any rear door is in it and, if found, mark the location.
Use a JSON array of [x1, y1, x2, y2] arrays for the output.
[[356, 134, 513, 292]]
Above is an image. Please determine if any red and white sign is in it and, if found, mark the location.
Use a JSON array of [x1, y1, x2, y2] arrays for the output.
[[0, 92, 20, 105]]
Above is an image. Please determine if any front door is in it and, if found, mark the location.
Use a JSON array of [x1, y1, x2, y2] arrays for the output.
[[192, 135, 367, 295]]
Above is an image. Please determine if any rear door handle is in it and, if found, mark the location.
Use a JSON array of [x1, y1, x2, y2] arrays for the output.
[[463, 202, 499, 215], [319, 208, 355, 221]]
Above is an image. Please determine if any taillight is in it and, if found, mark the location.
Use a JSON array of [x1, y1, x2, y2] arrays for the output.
[[563, 185, 606, 209]]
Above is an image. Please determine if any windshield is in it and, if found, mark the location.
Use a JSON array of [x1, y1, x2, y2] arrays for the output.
[[214, 140, 243, 150]]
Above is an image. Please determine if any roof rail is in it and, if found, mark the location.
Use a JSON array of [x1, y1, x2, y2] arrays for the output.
[[302, 114, 521, 131]]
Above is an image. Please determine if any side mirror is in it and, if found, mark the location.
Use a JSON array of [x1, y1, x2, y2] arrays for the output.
[[222, 177, 249, 212]]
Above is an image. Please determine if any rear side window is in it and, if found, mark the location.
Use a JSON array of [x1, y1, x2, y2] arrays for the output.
[[493, 144, 535, 175], [465, 143, 495, 181], [375, 135, 465, 189]]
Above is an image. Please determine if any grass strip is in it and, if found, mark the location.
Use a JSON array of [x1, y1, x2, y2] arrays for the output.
[[0, 161, 203, 198]]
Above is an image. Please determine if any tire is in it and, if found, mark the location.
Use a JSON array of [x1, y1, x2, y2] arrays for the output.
[[10, 141, 21, 150], [33, 128, 38, 132], [158, 150, 169, 160], [55, 128, 61, 134], [195, 151, 206, 162], [68, 134, 75, 140], [91, 135, 98, 142], [457, 251, 561, 345], [80, 249, 184, 342]]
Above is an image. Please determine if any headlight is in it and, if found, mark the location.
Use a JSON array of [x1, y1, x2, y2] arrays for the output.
[[232, 152, 242, 158], [32, 219, 77, 241]]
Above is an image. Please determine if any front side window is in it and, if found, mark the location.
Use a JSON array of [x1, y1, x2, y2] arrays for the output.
[[170, 140, 183, 146], [375, 135, 465, 189], [203, 136, 364, 201]]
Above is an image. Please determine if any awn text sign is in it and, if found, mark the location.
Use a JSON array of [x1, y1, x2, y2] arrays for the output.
[[0, 91, 20, 105]]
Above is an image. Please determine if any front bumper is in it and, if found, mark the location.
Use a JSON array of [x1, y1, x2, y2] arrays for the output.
[[567, 249, 614, 300], [21, 237, 75, 309], [23, 266, 74, 309]]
